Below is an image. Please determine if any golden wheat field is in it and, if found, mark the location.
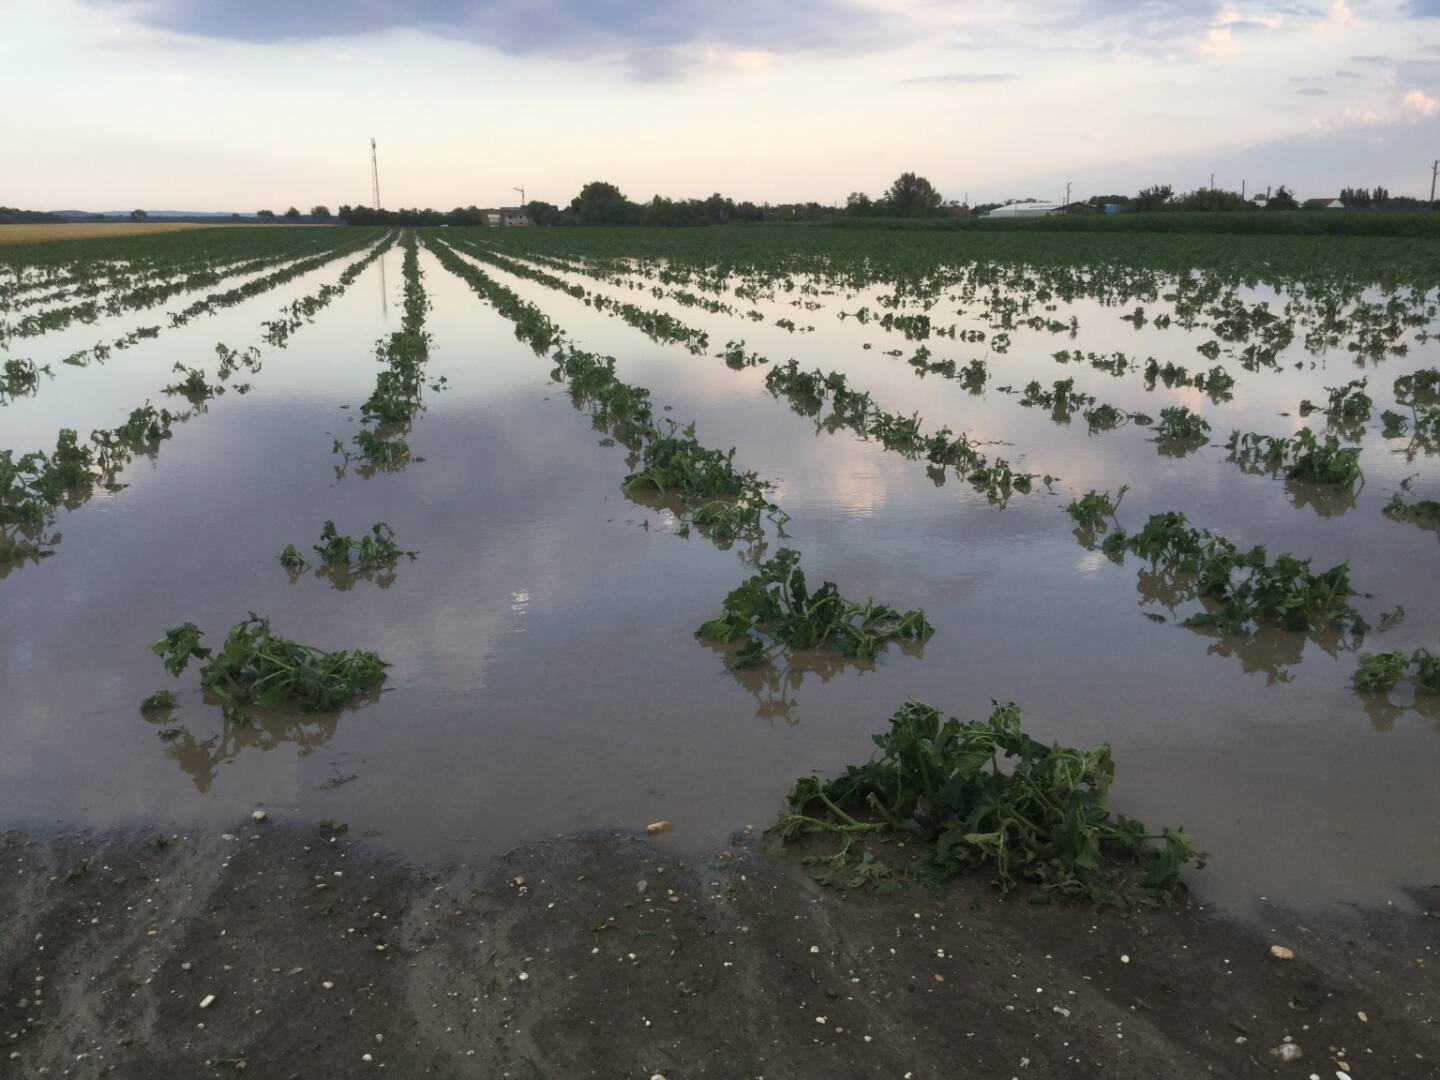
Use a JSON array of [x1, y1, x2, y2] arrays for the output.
[[0, 222, 229, 245]]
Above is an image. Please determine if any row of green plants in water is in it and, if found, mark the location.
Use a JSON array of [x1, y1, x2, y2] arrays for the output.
[[261, 232, 398, 346], [428, 234, 786, 548], [139, 237, 421, 725], [450, 236, 713, 354], [763, 359, 1038, 499], [1, 404, 180, 564], [474, 226, 1428, 369], [1, 224, 358, 298], [0, 229, 351, 342], [2, 237, 397, 574], [331, 231, 431, 472], [1065, 490, 1366, 639], [428, 240, 960, 700], [35, 230, 390, 374]]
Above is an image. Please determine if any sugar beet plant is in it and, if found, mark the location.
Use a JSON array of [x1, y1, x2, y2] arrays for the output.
[[281, 520, 416, 576], [1102, 510, 1364, 637], [696, 547, 932, 669], [151, 614, 387, 717], [767, 699, 1203, 906], [1353, 648, 1440, 694], [1225, 427, 1362, 487]]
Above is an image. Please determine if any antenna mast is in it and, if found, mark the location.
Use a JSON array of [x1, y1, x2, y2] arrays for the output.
[[370, 137, 382, 210]]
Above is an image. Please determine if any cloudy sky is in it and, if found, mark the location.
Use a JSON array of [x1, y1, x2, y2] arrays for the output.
[[4, 0, 1440, 210]]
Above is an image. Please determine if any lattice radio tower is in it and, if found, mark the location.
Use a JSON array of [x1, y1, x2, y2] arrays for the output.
[[370, 137, 382, 210]]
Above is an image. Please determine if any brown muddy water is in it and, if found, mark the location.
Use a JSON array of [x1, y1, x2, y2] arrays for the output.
[[2, 234, 1437, 916]]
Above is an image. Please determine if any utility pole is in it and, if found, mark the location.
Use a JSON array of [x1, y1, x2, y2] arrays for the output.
[[514, 186, 525, 207], [1241, 179, 1246, 200], [1209, 172, 1215, 190], [370, 137, 381, 210], [1431, 160, 1438, 207], [1064, 180, 1072, 208]]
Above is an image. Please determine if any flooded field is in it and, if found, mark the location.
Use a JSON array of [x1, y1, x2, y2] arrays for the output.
[[3, 224, 1437, 914]]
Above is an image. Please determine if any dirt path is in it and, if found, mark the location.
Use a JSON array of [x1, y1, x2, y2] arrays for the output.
[[1, 825, 1434, 1079]]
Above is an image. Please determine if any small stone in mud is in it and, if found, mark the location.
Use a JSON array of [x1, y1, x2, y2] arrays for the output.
[[645, 821, 672, 835], [252, 810, 268, 823], [1270, 945, 1295, 960], [1269, 1042, 1303, 1062], [199, 994, 215, 1009]]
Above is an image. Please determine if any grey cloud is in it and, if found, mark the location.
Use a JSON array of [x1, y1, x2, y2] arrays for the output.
[[83, 0, 891, 59], [1296, 87, 1327, 96], [1409, 0, 1440, 15], [1350, 54, 1393, 63], [1335, 69, 1362, 78]]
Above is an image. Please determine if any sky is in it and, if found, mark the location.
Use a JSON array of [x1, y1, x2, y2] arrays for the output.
[[4, 0, 1440, 210]]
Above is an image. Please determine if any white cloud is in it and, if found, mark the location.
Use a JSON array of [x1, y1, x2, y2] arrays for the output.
[[1403, 87, 1439, 114]]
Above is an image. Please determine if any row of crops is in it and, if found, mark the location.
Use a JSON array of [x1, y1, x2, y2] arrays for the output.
[[2, 223, 1437, 903]]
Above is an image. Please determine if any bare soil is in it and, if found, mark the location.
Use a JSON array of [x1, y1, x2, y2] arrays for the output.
[[0, 824, 1435, 1079]]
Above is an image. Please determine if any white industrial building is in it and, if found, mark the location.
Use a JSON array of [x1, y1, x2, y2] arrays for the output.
[[983, 202, 1064, 218]]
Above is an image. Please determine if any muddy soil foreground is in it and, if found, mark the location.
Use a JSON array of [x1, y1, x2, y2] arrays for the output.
[[0, 826, 1435, 1080]]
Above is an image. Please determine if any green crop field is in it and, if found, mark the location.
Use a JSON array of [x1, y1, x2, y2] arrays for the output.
[[3, 221, 1438, 911]]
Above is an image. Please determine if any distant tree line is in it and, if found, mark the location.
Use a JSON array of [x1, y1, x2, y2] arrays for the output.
[[0, 207, 64, 224], [332, 173, 949, 227], [11, 174, 1431, 231]]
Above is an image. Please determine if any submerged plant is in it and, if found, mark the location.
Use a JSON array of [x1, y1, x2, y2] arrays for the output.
[[140, 690, 176, 713], [768, 700, 1204, 906], [1353, 648, 1440, 695], [1226, 428, 1362, 487], [1153, 406, 1211, 443], [1065, 486, 1128, 528], [696, 548, 932, 668], [151, 613, 387, 713], [311, 520, 416, 571]]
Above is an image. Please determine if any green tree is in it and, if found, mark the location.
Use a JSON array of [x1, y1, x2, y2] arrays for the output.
[[129, 209, 147, 221], [521, 200, 558, 226], [568, 181, 632, 225], [256, 209, 276, 220], [883, 172, 942, 217], [1265, 186, 1298, 211], [310, 204, 331, 219], [284, 206, 300, 219], [845, 191, 874, 216], [1132, 185, 1173, 212]]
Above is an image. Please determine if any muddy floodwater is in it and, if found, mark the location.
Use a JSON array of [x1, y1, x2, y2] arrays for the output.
[[2, 228, 1438, 916]]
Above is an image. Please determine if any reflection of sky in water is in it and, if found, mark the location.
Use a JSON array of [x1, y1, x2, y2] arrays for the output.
[[1, 239, 1438, 915]]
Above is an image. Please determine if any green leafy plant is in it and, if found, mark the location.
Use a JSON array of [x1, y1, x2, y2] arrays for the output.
[[309, 520, 415, 571], [140, 690, 176, 713], [1353, 650, 1408, 692], [768, 700, 1204, 906], [151, 613, 387, 713], [696, 548, 932, 668], [1153, 406, 1211, 443], [1065, 486, 1128, 527], [1226, 427, 1361, 486], [1354, 648, 1440, 694]]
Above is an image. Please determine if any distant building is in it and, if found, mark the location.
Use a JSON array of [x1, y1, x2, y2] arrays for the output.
[[984, 202, 1063, 218], [1302, 198, 1345, 211], [480, 206, 530, 226]]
